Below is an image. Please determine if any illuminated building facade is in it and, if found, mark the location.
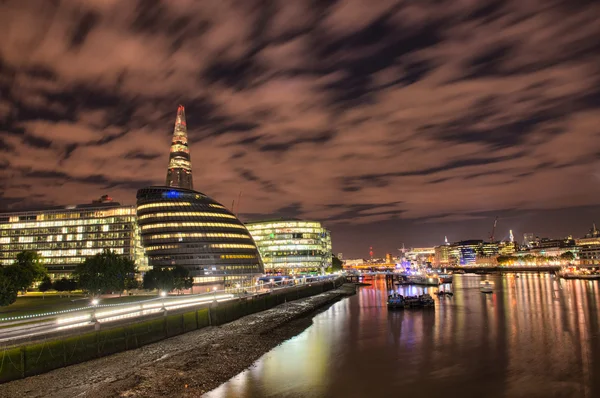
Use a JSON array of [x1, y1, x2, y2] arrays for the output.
[[166, 105, 193, 190], [245, 220, 332, 274], [404, 247, 435, 267], [434, 245, 451, 267], [578, 245, 600, 267], [498, 241, 517, 255], [0, 197, 148, 279], [136, 187, 263, 287]]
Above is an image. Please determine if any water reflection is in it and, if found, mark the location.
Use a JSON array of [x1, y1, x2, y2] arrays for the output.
[[205, 275, 600, 398]]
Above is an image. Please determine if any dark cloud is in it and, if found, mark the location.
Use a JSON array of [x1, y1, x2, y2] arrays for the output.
[[0, 0, 599, 257]]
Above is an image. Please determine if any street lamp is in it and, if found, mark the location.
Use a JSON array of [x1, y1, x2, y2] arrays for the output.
[[160, 291, 167, 297], [91, 298, 100, 329]]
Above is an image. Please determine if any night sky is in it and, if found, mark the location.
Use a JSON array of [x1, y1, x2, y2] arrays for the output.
[[1, 1, 599, 258]]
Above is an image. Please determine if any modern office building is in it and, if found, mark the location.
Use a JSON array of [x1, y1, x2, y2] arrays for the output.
[[0, 196, 148, 279], [434, 245, 451, 268], [245, 219, 332, 274], [136, 105, 263, 288]]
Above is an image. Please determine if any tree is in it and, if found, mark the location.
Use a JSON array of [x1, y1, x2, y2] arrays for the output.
[[4, 251, 47, 294], [0, 271, 18, 307], [560, 251, 575, 262], [172, 266, 193, 294], [74, 250, 137, 297], [38, 275, 53, 299], [143, 268, 175, 293], [331, 256, 343, 272], [53, 278, 77, 297]]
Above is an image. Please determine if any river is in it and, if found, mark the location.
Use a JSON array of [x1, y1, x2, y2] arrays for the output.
[[205, 274, 600, 398]]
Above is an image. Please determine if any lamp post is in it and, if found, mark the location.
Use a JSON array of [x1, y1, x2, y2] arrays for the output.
[[91, 298, 100, 330]]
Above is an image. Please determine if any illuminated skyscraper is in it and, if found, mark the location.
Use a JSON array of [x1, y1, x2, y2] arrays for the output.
[[137, 105, 263, 288], [165, 105, 193, 190]]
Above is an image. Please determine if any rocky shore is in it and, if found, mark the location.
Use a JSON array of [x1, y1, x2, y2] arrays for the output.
[[0, 283, 356, 398]]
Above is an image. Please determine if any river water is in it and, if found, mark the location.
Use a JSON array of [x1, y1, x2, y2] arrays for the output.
[[205, 274, 600, 398]]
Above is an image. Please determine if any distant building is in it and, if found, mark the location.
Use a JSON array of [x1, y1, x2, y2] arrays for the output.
[[578, 245, 600, 267], [344, 258, 365, 266], [447, 240, 499, 266], [0, 198, 148, 279], [405, 247, 435, 267], [498, 241, 517, 255], [576, 224, 600, 246], [523, 233, 535, 247], [245, 219, 332, 274], [434, 245, 451, 267]]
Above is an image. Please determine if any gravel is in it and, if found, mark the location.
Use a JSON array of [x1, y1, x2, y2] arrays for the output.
[[0, 284, 356, 398]]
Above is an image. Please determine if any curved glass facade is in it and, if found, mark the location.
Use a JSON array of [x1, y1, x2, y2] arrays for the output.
[[245, 220, 332, 274], [136, 186, 263, 288]]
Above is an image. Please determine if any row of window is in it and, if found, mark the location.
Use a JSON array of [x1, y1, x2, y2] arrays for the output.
[[150, 253, 258, 262], [146, 243, 256, 251], [137, 202, 191, 210], [140, 222, 246, 231], [246, 222, 322, 230], [261, 245, 329, 252], [248, 228, 327, 236], [2, 208, 135, 223], [0, 228, 132, 238], [0, 253, 137, 267], [0, 218, 134, 230], [264, 257, 329, 263], [220, 254, 257, 259], [2, 232, 132, 243], [144, 232, 251, 241], [0, 240, 133, 252], [137, 211, 236, 220], [137, 202, 227, 211], [252, 234, 326, 242]]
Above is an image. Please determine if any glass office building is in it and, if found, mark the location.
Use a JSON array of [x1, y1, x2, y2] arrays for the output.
[[245, 220, 332, 274], [136, 186, 263, 288], [0, 197, 148, 279]]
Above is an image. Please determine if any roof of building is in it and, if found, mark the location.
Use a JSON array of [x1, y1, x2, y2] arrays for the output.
[[0, 200, 128, 215]]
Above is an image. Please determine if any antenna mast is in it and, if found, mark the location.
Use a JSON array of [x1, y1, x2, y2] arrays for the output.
[[236, 191, 242, 217]]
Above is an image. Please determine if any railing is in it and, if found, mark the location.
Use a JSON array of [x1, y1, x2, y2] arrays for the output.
[[0, 275, 339, 344]]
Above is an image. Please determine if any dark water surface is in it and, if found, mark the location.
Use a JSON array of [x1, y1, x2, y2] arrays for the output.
[[205, 275, 600, 398]]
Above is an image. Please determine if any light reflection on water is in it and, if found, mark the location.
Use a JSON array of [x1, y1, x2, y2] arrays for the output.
[[205, 275, 600, 398]]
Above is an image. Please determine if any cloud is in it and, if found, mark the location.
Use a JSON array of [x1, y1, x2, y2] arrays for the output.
[[1, 0, 600, 256]]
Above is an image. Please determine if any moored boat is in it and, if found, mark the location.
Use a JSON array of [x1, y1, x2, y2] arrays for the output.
[[387, 294, 405, 309], [480, 280, 494, 293]]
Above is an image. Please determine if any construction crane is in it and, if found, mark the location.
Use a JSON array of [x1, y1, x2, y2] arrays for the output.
[[489, 216, 498, 242]]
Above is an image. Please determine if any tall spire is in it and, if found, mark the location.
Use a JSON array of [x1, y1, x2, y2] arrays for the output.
[[166, 105, 193, 190]]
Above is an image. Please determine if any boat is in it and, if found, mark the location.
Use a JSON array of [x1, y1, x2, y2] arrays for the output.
[[480, 280, 494, 293], [435, 291, 453, 297], [406, 274, 441, 286], [388, 294, 435, 309], [557, 267, 600, 280], [438, 274, 453, 284], [558, 273, 600, 280], [387, 294, 405, 309]]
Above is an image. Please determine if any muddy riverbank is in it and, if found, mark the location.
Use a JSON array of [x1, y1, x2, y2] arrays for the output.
[[0, 284, 356, 398]]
